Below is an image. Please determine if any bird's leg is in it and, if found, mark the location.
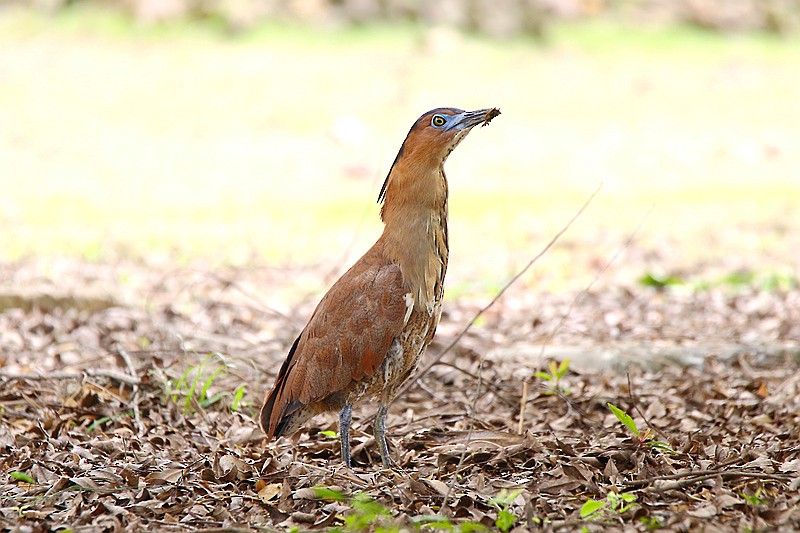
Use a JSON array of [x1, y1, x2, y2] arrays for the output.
[[339, 403, 353, 468], [374, 403, 392, 468]]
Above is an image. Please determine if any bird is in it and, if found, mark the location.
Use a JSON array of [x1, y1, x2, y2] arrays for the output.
[[259, 107, 500, 468]]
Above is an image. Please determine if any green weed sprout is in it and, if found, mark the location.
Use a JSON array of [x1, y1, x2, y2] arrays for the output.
[[533, 359, 571, 395], [607, 403, 673, 452], [169, 352, 248, 414], [580, 491, 637, 521], [488, 488, 522, 533], [741, 487, 766, 507], [315, 486, 494, 533]]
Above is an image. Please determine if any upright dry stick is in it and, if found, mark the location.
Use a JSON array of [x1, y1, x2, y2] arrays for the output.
[[517, 380, 529, 434], [117, 345, 145, 436], [440, 358, 484, 515]]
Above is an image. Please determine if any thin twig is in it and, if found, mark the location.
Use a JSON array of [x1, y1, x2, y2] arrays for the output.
[[302, 463, 371, 488], [117, 346, 145, 436], [535, 207, 652, 369], [430, 362, 517, 407], [650, 471, 792, 492], [625, 372, 671, 441], [206, 271, 297, 325], [517, 379, 529, 434], [414, 378, 451, 404], [400, 184, 602, 398], [621, 468, 792, 489], [441, 359, 484, 514], [0, 369, 141, 386]]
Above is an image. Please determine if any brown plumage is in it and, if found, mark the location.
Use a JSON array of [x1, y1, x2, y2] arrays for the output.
[[260, 107, 500, 467]]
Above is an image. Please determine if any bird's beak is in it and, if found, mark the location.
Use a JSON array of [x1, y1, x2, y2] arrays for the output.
[[444, 108, 501, 132]]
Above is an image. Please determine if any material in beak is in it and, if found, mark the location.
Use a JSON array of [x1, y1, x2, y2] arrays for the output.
[[445, 108, 502, 132]]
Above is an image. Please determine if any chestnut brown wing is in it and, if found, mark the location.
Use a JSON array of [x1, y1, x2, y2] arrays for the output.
[[260, 258, 407, 438]]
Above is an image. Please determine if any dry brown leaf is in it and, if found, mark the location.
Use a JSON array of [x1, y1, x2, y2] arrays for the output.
[[145, 468, 183, 485], [780, 458, 800, 473], [69, 477, 103, 490], [293, 487, 321, 500], [258, 483, 283, 503], [423, 479, 451, 497], [714, 494, 741, 509], [687, 504, 718, 518], [741, 456, 773, 471]]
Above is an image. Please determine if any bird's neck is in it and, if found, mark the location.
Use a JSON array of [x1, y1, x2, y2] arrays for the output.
[[378, 166, 449, 314]]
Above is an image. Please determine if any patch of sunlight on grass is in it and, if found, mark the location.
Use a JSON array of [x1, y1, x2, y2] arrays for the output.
[[1, 6, 799, 292]]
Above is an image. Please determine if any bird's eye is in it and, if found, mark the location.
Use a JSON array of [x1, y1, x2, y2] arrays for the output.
[[431, 115, 447, 128]]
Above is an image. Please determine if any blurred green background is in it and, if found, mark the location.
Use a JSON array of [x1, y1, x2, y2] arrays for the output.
[[1, 1, 798, 293]]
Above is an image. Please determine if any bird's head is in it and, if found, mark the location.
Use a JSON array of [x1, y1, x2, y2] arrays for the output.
[[404, 107, 500, 161], [379, 107, 500, 205]]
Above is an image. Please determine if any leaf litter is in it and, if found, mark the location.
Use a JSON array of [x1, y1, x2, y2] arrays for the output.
[[0, 257, 798, 532]]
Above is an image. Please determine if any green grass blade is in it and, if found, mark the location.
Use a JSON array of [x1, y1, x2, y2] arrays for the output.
[[579, 499, 606, 519], [200, 365, 226, 404], [10, 471, 35, 484], [231, 385, 246, 411], [312, 486, 346, 501], [556, 359, 571, 379], [607, 403, 639, 438]]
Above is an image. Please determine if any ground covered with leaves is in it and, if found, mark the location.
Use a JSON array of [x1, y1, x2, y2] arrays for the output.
[[1, 258, 799, 532]]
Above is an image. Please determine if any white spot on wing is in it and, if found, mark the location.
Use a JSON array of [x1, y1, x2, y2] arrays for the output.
[[403, 293, 414, 325]]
